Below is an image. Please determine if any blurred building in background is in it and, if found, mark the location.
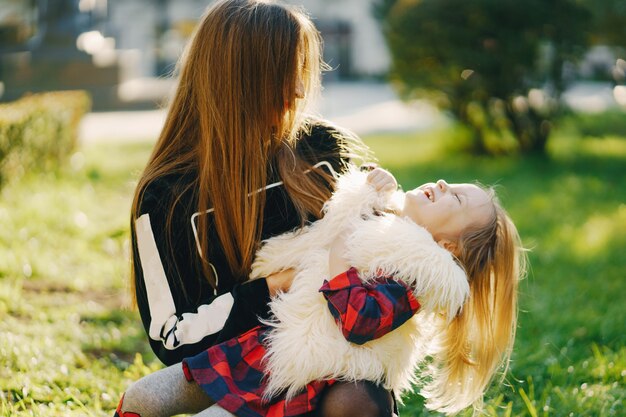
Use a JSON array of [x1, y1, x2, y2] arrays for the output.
[[286, 0, 390, 79], [0, 0, 390, 110], [0, 0, 122, 108]]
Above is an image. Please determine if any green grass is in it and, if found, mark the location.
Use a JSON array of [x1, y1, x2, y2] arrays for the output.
[[0, 141, 160, 416], [1, 118, 624, 416]]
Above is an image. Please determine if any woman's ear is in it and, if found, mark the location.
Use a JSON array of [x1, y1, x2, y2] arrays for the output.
[[437, 238, 459, 256]]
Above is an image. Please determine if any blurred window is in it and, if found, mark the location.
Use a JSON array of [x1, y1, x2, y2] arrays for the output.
[[0, 0, 38, 50]]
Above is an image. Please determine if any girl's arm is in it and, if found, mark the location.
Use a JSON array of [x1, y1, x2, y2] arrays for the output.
[[324, 221, 419, 346], [319, 268, 420, 345]]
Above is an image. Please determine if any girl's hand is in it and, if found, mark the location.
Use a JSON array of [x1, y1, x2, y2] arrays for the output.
[[329, 234, 351, 278], [367, 168, 397, 193], [267, 268, 295, 296]]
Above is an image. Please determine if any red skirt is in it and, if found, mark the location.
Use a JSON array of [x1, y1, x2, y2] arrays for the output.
[[182, 325, 334, 417]]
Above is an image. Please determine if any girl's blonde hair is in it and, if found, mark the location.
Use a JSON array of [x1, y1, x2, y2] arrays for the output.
[[131, 0, 348, 300], [422, 195, 527, 414]]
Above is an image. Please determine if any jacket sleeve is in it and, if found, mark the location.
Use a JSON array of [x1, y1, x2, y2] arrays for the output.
[[133, 183, 271, 365], [318, 267, 421, 345]]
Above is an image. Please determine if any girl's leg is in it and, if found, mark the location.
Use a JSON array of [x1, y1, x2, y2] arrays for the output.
[[115, 363, 213, 417], [316, 381, 395, 417]]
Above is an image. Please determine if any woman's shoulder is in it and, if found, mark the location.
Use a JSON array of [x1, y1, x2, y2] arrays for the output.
[[298, 117, 370, 165], [301, 117, 358, 149], [138, 170, 197, 216]]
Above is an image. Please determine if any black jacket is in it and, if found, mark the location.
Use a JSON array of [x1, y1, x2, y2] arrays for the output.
[[132, 121, 352, 365]]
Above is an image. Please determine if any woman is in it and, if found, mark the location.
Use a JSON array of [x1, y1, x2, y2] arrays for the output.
[[117, 1, 396, 416]]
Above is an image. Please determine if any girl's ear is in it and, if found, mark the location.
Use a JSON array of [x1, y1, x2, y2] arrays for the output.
[[438, 238, 459, 256]]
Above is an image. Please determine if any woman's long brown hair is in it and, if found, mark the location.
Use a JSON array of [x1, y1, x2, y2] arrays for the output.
[[130, 0, 351, 301]]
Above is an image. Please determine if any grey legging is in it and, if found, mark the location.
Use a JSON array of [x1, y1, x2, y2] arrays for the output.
[[116, 363, 234, 417]]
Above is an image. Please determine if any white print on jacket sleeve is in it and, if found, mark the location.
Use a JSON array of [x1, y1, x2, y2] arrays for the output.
[[135, 213, 234, 350]]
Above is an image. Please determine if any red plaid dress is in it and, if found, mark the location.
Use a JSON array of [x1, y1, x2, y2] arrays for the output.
[[182, 268, 420, 417]]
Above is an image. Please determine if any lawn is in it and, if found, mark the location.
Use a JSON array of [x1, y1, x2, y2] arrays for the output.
[[1, 114, 624, 416]]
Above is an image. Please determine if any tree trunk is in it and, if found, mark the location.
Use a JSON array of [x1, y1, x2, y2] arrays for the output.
[[452, 101, 489, 155], [505, 102, 550, 155]]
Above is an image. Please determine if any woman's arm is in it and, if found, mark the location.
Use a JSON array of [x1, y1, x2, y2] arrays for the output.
[[132, 124, 354, 364], [133, 181, 276, 365], [134, 122, 358, 364]]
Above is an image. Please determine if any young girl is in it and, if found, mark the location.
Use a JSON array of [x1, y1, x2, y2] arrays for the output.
[[117, 168, 526, 417]]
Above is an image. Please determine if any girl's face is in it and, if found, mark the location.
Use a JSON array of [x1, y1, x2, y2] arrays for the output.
[[402, 180, 492, 242]]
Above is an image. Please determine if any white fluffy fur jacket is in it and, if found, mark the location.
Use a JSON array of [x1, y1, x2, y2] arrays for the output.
[[250, 169, 469, 400]]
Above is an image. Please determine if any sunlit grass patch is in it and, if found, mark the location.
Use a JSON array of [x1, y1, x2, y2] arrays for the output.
[[1, 140, 157, 416], [567, 205, 626, 258]]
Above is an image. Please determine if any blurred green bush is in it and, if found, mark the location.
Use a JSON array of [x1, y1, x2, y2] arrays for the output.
[[376, 0, 591, 155], [571, 110, 626, 138], [0, 90, 91, 186]]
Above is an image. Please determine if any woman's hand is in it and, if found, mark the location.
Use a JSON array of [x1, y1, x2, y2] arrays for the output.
[[329, 234, 351, 278], [266, 268, 295, 296], [366, 167, 397, 193]]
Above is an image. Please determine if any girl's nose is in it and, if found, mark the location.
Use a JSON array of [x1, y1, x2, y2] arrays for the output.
[[436, 179, 448, 192]]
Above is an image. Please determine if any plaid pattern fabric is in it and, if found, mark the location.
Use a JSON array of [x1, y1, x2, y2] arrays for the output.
[[182, 268, 419, 417], [319, 267, 421, 345], [183, 326, 332, 417]]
